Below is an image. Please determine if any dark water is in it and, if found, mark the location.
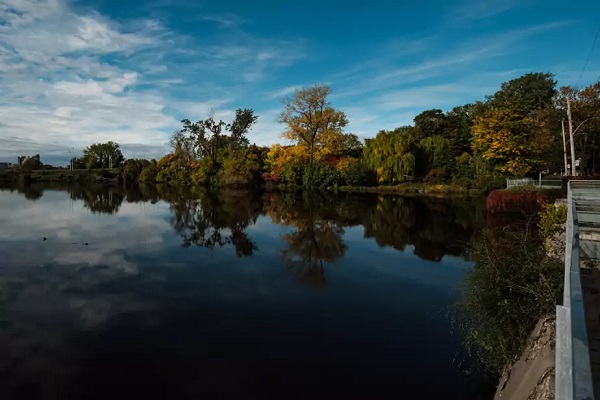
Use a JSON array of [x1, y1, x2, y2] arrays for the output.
[[0, 184, 494, 399]]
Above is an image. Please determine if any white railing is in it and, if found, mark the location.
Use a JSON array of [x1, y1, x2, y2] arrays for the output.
[[556, 180, 596, 400], [506, 178, 534, 188], [506, 177, 563, 189]]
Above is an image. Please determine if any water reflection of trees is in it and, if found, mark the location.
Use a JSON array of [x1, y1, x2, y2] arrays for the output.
[[265, 193, 348, 288], [70, 187, 124, 215], [363, 196, 484, 261], [3, 182, 485, 264], [168, 190, 262, 257]]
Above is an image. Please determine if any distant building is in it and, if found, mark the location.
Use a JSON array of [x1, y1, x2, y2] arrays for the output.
[[0, 162, 10, 169], [17, 154, 41, 166]]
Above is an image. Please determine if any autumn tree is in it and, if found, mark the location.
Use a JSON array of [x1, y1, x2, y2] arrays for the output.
[[472, 73, 557, 175], [322, 132, 363, 157], [278, 85, 348, 161]]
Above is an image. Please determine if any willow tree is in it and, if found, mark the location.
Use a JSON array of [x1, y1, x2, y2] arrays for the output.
[[417, 135, 454, 174], [278, 85, 348, 161], [364, 128, 415, 184]]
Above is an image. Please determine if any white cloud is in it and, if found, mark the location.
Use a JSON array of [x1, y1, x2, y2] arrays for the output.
[[0, 1, 305, 162], [0, 0, 180, 158]]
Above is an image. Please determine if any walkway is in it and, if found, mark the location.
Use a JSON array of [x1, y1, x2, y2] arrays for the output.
[[557, 181, 600, 400]]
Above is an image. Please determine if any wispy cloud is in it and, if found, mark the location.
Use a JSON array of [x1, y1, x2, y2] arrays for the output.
[[201, 13, 244, 28], [0, 0, 305, 162], [331, 20, 570, 100], [449, 0, 527, 22], [267, 85, 301, 100]]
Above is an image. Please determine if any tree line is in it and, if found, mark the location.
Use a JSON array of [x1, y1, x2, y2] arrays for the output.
[[78, 72, 600, 191]]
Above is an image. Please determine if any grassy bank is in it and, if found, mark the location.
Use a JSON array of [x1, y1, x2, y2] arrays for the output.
[[0, 169, 120, 184], [333, 183, 484, 197]]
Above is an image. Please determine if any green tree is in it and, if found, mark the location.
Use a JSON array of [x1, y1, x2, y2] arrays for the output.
[[413, 109, 448, 140], [219, 146, 265, 186], [278, 85, 348, 161], [363, 128, 415, 184], [416, 135, 454, 175], [121, 159, 151, 182], [446, 104, 476, 155], [180, 108, 258, 164], [472, 72, 557, 175], [139, 161, 158, 182], [83, 141, 124, 169], [227, 108, 258, 151], [487, 72, 557, 111]]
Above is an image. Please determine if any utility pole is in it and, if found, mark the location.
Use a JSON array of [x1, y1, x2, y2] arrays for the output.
[[562, 119, 569, 176], [567, 97, 577, 176]]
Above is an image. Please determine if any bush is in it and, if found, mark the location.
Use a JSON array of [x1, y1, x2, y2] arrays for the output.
[[336, 158, 374, 186], [279, 162, 305, 186], [538, 203, 568, 257], [191, 158, 218, 186], [452, 153, 505, 192], [139, 162, 158, 182], [121, 159, 150, 182], [219, 151, 261, 186], [156, 169, 172, 183], [539, 203, 567, 241], [486, 189, 549, 213], [424, 168, 448, 184], [461, 229, 563, 372]]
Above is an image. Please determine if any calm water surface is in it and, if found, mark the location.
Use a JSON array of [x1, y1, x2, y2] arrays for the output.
[[0, 184, 493, 399]]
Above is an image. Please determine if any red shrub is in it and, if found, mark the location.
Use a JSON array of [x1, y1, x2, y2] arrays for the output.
[[323, 154, 340, 166], [262, 172, 280, 183], [486, 189, 549, 213]]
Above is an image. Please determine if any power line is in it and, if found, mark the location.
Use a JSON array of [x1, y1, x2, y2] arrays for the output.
[[575, 26, 600, 88]]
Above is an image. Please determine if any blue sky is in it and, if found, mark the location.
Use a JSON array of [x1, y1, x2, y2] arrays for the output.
[[1, 0, 599, 165]]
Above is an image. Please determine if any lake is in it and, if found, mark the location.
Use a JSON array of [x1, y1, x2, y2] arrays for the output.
[[0, 184, 494, 399]]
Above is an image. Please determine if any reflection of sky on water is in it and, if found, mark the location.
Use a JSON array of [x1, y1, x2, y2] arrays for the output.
[[0, 189, 491, 399], [0, 191, 171, 274]]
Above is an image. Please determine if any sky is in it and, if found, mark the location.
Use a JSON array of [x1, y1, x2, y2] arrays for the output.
[[0, 0, 599, 166]]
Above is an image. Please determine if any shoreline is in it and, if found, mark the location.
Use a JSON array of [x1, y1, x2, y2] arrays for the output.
[[1, 170, 487, 198], [331, 184, 484, 197]]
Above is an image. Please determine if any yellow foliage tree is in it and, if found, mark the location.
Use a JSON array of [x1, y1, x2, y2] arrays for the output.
[[278, 85, 348, 160], [472, 107, 553, 175], [266, 144, 313, 175]]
